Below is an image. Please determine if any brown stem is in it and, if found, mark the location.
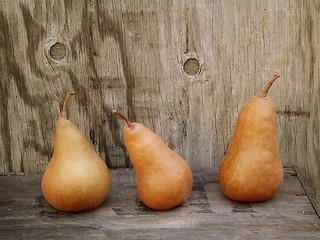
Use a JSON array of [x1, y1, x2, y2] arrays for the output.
[[62, 91, 75, 118], [112, 110, 132, 127], [261, 75, 280, 97]]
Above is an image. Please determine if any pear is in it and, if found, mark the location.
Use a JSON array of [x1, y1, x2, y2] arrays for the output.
[[113, 110, 193, 211], [219, 75, 283, 202], [42, 91, 111, 212]]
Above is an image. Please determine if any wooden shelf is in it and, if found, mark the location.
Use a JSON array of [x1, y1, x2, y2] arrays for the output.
[[0, 168, 319, 239]]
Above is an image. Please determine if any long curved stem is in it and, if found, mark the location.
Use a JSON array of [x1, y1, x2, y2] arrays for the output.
[[112, 110, 132, 127], [261, 75, 280, 97], [62, 91, 75, 118]]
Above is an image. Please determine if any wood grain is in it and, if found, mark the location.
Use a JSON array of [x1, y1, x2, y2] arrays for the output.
[[0, 169, 320, 239], [0, 1, 319, 205], [0, 168, 319, 239]]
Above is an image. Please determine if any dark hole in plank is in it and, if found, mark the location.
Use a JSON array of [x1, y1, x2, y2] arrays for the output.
[[50, 43, 67, 61], [183, 58, 200, 76]]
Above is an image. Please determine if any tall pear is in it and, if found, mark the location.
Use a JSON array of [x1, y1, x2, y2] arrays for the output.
[[42, 91, 111, 212], [219, 75, 283, 202], [113, 110, 193, 211]]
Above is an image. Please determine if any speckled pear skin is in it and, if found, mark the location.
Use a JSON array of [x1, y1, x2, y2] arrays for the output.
[[219, 76, 283, 202], [42, 92, 111, 212], [113, 110, 193, 211]]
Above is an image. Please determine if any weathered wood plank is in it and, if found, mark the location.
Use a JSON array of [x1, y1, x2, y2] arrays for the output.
[[1, 226, 320, 240], [0, 0, 319, 207], [0, 168, 319, 239]]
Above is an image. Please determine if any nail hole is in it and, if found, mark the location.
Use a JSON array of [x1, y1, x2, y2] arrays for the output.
[[183, 58, 200, 76], [49, 43, 67, 61]]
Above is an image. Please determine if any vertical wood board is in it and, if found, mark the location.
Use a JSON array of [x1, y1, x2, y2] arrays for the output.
[[0, 0, 319, 204]]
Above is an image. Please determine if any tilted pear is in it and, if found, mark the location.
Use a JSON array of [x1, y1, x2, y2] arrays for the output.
[[219, 75, 283, 202], [113, 110, 193, 210], [42, 91, 111, 212]]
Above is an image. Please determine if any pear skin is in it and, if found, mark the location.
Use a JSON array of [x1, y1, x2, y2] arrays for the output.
[[219, 75, 283, 202], [42, 91, 111, 212], [113, 110, 193, 211]]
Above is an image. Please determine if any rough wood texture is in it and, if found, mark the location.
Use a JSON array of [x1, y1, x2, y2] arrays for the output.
[[0, 1, 319, 204], [0, 168, 319, 239]]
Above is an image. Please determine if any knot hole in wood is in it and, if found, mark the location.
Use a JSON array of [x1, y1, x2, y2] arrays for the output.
[[49, 43, 67, 61], [183, 58, 200, 76]]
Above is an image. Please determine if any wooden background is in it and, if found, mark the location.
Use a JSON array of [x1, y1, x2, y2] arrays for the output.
[[0, 1, 319, 204]]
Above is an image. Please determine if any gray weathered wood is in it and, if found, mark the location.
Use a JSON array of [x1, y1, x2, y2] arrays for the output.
[[0, 168, 319, 239], [0, 1, 319, 207]]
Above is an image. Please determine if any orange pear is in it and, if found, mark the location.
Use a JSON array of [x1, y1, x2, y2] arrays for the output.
[[113, 110, 193, 210], [42, 91, 111, 212], [219, 75, 283, 202]]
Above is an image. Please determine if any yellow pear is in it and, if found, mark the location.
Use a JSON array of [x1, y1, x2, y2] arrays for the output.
[[113, 110, 193, 211], [219, 75, 283, 202], [42, 91, 111, 212]]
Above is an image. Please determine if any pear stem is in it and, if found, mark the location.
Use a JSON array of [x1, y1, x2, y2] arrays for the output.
[[112, 110, 132, 127], [62, 91, 75, 118], [261, 75, 280, 97]]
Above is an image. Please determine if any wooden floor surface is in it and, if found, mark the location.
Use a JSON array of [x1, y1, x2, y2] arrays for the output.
[[0, 168, 319, 239]]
